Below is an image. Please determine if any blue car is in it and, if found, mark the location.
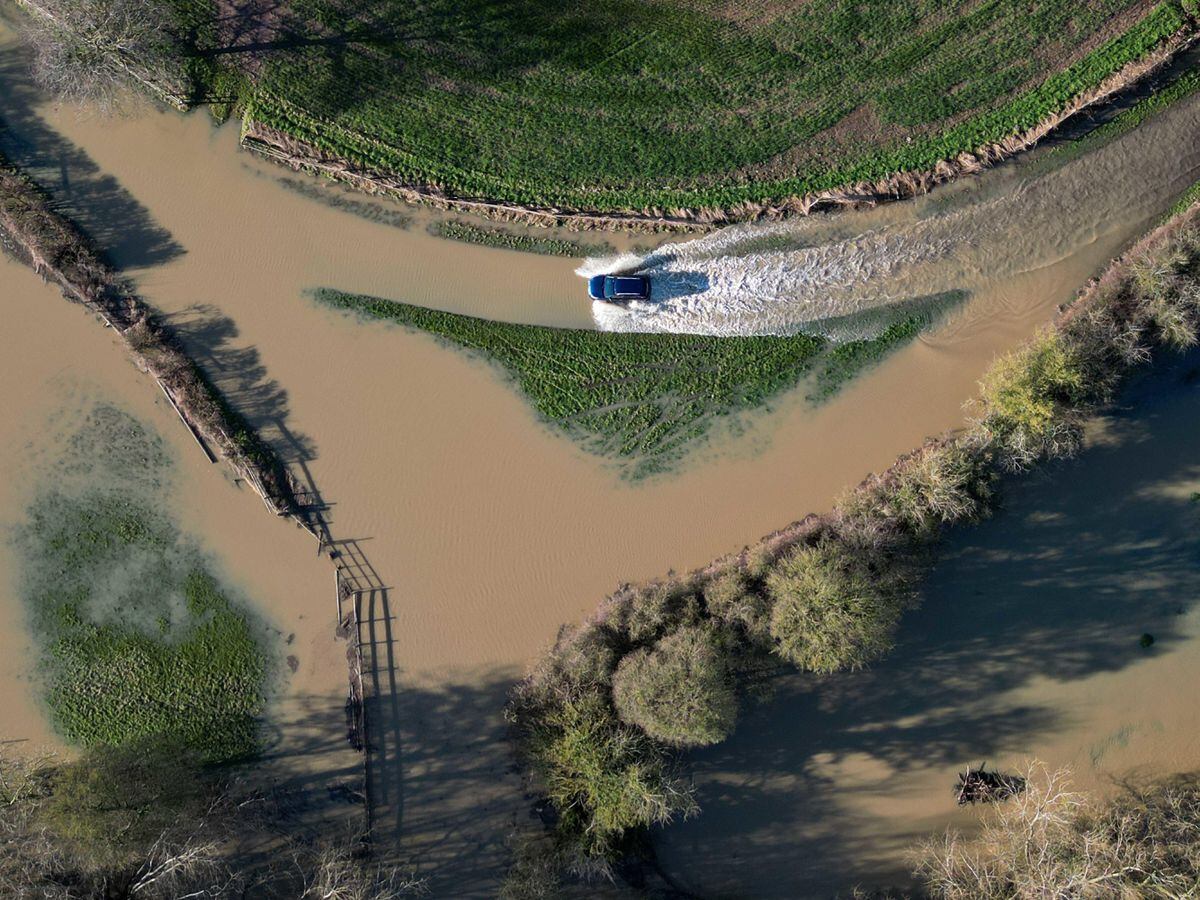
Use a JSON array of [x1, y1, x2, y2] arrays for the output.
[[588, 274, 651, 302]]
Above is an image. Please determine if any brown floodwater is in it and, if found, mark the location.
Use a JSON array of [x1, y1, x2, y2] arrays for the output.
[[656, 353, 1200, 897], [0, 252, 361, 831], [2, 14, 1200, 893]]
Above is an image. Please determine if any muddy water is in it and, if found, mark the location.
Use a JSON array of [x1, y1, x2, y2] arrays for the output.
[[591, 86, 1200, 335], [0, 253, 360, 826], [2, 15, 1200, 893], [656, 354, 1200, 897]]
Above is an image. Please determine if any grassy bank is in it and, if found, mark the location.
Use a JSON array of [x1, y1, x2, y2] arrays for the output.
[[314, 290, 934, 475], [1040, 50, 1200, 166], [14, 406, 271, 762], [504, 200, 1200, 881]]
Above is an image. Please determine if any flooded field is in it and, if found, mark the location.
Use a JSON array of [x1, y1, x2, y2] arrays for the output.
[[2, 12, 1200, 894], [0, 252, 359, 829], [655, 352, 1200, 897]]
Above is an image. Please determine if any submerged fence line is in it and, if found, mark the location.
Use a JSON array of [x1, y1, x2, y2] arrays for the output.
[[1, 153, 385, 839]]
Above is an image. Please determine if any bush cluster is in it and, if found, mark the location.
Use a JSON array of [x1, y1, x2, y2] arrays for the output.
[[612, 626, 737, 748], [509, 206, 1200, 877]]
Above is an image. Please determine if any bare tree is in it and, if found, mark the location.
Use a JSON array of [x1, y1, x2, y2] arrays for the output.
[[18, 0, 187, 110]]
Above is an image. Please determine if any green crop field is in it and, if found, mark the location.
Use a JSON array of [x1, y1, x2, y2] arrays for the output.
[[176, 0, 1188, 213], [314, 289, 933, 475]]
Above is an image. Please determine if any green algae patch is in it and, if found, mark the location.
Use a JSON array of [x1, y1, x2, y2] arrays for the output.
[[13, 406, 271, 762]]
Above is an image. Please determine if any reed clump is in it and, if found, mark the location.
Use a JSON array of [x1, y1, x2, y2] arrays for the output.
[[508, 201, 1200, 879]]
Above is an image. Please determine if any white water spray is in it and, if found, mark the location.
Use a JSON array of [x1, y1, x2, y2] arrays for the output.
[[579, 100, 1200, 337]]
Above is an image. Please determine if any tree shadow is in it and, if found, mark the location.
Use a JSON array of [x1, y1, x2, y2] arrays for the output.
[[201, 0, 712, 123], [655, 351, 1200, 898], [162, 303, 318, 471], [0, 40, 184, 270], [361, 653, 523, 895]]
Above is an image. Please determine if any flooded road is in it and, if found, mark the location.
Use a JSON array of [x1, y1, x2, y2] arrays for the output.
[[590, 78, 1200, 335], [2, 13, 1200, 893]]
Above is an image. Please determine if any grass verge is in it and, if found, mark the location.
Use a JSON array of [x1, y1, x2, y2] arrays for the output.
[[428, 220, 615, 258], [313, 289, 936, 475]]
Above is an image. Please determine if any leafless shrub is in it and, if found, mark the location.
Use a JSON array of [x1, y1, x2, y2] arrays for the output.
[[19, 0, 185, 110], [915, 762, 1200, 898], [300, 835, 426, 900]]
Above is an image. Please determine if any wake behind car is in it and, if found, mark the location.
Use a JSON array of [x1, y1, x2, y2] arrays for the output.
[[588, 274, 651, 303]]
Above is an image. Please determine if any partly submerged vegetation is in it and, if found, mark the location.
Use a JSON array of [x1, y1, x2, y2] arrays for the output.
[[1044, 54, 1200, 164], [314, 289, 933, 475], [315, 288, 827, 474], [13, 406, 270, 762], [916, 764, 1200, 898], [808, 314, 928, 402], [505, 203, 1200, 877], [428, 220, 615, 258]]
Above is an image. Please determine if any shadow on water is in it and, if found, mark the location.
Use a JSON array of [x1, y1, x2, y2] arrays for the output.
[[0, 43, 184, 270], [650, 270, 710, 304], [658, 350, 1200, 897], [163, 304, 318, 470]]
